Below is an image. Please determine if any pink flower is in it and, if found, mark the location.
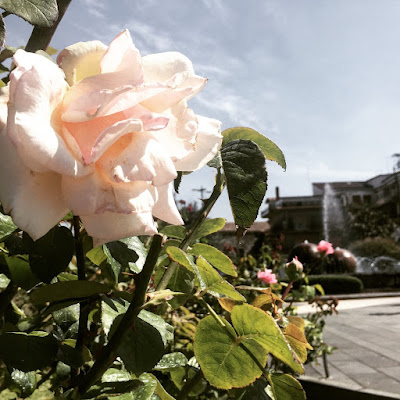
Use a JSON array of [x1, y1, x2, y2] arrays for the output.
[[286, 256, 303, 273], [257, 269, 278, 284], [0, 30, 222, 245], [317, 240, 334, 255]]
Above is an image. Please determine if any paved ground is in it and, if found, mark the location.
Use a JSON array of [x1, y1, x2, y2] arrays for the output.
[[298, 295, 400, 395]]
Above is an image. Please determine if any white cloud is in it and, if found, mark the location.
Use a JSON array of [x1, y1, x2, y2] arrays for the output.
[[201, 0, 231, 23], [80, 0, 107, 19], [108, 21, 175, 54]]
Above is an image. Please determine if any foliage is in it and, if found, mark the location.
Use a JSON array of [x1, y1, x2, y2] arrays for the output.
[[0, 9, 329, 400], [293, 275, 364, 295], [346, 205, 399, 241], [349, 237, 400, 260], [0, 120, 315, 400]]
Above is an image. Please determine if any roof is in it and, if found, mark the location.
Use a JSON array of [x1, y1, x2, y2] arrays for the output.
[[220, 221, 270, 232]]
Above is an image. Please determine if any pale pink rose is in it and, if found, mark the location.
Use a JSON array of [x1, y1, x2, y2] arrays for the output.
[[286, 256, 303, 273], [317, 240, 334, 255], [0, 30, 222, 245], [257, 269, 278, 284]]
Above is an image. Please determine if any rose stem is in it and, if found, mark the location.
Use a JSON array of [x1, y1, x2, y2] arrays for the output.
[[24, 0, 72, 53], [73, 216, 90, 372], [281, 281, 293, 302], [76, 234, 163, 395], [156, 168, 225, 291]]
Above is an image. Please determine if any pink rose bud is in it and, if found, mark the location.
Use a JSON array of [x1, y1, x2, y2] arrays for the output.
[[317, 240, 334, 255], [257, 269, 278, 284], [286, 256, 303, 273]]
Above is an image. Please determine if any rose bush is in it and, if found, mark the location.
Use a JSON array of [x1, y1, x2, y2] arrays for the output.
[[0, 30, 222, 244], [317, 240, 334, 255], [257, 268, 278, 284]]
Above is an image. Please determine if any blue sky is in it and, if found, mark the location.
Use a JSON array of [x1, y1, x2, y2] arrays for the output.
[[5, 1, 400, 222]]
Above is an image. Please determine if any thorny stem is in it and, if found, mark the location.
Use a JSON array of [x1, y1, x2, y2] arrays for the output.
[[76, 234, 163, 396], [281, 281, 293, 302], [73, 216, 89, 373], [156, 169, 225, 291], [24, 0, 72, 53]]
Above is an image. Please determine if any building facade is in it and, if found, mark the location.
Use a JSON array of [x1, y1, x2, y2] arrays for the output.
[[262, 172, 400, 253]]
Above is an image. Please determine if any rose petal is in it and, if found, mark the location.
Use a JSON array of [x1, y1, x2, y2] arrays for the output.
[[62, 172, 157, 216], [82, 211, 157, 246], [152, 184, 184, 225], [153, 102, 198, 161], [142, 51, 195, 83], [173, 115, 222, 171], [100, 29, 143, 87], [0, 85, 8, 129], [98, 131, 177, 186], [8, 50, 91, 177], [57, 40, 107, 85], [0, 128, 69, 240]]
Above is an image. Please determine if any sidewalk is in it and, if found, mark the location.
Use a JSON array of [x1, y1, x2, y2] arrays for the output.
[[299, 294, 400, 396]]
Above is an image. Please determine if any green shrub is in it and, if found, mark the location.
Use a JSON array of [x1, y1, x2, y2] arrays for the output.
[[307, 274, 364, 294], [349, 237, 400, 260]]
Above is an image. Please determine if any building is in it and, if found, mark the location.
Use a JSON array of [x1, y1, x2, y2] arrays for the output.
[[262, 172, 400, 253], [208, 221, 270, 256]]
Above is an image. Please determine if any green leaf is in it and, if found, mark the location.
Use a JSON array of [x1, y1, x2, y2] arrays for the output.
[[174, 171, 183, 194], [232, 380, 271, 400], [52, 303, 79, 330], [194, 315, 267, 389], [123, 237, 147, 273], [101, 297, 129, 336], [221, 139, 267, 228], [116, 310, 174, 375], [166, 264, 194, 309], [30, 280, 110, 305], [0, 273, 10, 292], [0, 45, 16, 63], [97, 368, 138, 400], [24, 226, 74, 283], [170, 367, 206, 396], [231, 304, 304, 374], [195, 257, 244, 301], [222, 127, 286, 170], [267, 373, 306, 400], [189, 243, 237, 276], [192, 218, 226, 241], [151, 374, 176, 400], [83, 380, 143, 399], [105, 237, 147, 275], [166, 247, 195, 272], [9, 369, 37, 398], [160, 225, 186, 240], [0, 0, 58, 28], [145, 289, 184, 308], [86, 246, 107, 266], [0, 331, 58, 372], [60, 339, 91, 369], [0, 212, 17, 241], [5, 255, 39, 290], [207, 152, 222, 169], [132, 373, 158, 400], [153, 352, 188, 372], [103, 244, 122, 282]]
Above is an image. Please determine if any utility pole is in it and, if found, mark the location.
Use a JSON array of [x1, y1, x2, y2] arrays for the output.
[[192, 186, 210, 199]]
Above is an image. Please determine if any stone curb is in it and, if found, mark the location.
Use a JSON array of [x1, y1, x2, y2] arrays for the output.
[[299, 376, 400, 400]]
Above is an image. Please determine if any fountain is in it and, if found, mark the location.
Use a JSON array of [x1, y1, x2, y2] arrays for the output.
[[322, 183, 345, 245]]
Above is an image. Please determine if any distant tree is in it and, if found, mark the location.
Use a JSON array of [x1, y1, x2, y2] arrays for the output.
[[346, 205, 398, 241]]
